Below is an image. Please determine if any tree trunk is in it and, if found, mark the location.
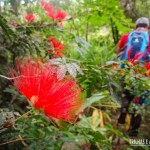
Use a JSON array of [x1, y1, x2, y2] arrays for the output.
[[120, 0, 137, 21]]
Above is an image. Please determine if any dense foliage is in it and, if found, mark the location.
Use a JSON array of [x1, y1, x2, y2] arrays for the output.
[[0, 0, 150, 150]]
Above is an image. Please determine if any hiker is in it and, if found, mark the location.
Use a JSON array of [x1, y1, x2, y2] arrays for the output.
[[117, 17, 150, 56], [116, 17, 150, 136]]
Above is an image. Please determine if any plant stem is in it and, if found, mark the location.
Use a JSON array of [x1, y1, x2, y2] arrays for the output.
[[0, 137, 38, 146], [90, 104, 120, 109], [0, 74, 18, 80], [15, 109, 34, 122]]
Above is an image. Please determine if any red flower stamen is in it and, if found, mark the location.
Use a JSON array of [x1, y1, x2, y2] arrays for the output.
[[10, 58, 84, 123]]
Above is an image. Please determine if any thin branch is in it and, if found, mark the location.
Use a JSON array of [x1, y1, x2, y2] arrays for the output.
[[93, 104, 120, 108], [71, 18, 79, 36], [85, 11, 90, 41], [15, 18, 72, 29], [0, 139, 22, 146], [0, 74, 48, 80], [0, 137, 38, 146], [15, 109, 34, 122], [16, 22, 55, 29], [18, 135, 28, 148], [90, 104, 120, 109], [99, 64, 113, 69], [0, 74, 19, 80]]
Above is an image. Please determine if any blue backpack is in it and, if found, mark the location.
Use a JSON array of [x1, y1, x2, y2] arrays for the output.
[[120, 31, 150, 63]]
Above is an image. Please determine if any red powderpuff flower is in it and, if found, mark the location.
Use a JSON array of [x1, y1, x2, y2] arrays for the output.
[[24, 14, 36, 23], [10, 58, 84, 123], [144, 63, 150, 70], [144, 63, 150, 76], [40, 0, 46, 7], [52, 41, 64, 51], [47, 36, 56, 43], [55, 9, 67, 21], [47, 9, 67, 21], [40, 0, 55, 20], [55, 50, 63, 56], [40, 0, 67, 21], [47, 36, 64, 51], [47, 12, 56, 20], [40, 0, 54, 13]]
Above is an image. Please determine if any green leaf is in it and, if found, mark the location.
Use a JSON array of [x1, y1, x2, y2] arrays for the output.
[[83, 93, 106, 109]]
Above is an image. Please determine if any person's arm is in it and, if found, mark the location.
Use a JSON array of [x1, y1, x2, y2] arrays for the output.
[[148, 34, 150, 53], [116, 34, 128, 54], [116, 46, 122, 54]]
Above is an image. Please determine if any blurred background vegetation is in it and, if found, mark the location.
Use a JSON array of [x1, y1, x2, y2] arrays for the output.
[[0, 0, 150, 150]]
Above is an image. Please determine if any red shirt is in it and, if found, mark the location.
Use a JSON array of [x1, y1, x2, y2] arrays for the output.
[[118, 33, 129, 50], [118, 33, 150, 53]]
